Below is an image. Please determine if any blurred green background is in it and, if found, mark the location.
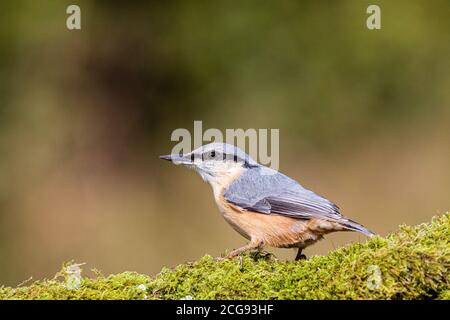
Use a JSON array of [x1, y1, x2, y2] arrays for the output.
[[0, 1, 449, 286]]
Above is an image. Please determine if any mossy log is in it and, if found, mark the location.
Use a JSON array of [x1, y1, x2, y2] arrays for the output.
[[1, 214, 449, 300]]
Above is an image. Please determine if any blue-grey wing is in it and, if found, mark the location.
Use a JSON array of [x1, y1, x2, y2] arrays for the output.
[[223, 167, 342, 221]]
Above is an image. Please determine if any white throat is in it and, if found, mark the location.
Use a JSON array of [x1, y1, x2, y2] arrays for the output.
[[196, 165, 245, 199]]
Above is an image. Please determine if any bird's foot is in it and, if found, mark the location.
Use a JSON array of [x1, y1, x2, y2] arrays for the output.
[[249, 250, 275, 261], [295, 254, 307, 261], [295, 248, 307, 261], [214, 250, 241, 261]]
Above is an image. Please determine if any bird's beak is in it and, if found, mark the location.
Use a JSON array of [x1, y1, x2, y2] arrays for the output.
[[159, 154, 173, 162], [159, 154, 192, 165]]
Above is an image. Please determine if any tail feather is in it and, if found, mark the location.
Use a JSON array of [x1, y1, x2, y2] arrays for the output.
[[340, 218, 375, 237]]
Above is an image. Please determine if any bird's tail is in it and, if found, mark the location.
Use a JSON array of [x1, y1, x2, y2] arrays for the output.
[[339, 218, 375, 237]]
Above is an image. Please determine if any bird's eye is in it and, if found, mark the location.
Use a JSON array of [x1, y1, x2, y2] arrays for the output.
[[190, 153, 195, 162], [210, 150, 216, 158]]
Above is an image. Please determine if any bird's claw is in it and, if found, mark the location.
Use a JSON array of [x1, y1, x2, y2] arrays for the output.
[[295, 254, 307, 261]]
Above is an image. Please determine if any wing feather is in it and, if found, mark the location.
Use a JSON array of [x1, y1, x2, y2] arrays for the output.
[[223, 167, 342, 221]]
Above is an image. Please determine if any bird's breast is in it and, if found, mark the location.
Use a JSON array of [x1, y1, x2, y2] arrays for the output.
[[209, 168, 341, 249], [215, 188, 327, 248], [216, 196, 322, 247]]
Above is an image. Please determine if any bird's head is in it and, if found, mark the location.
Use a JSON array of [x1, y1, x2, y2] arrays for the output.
[[160, 143, 259, 185]]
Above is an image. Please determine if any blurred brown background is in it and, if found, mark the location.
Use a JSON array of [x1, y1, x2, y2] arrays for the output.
[[0, 1, 449, 286]]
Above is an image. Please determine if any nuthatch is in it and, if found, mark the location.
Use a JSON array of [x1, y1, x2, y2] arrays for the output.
[[160, 143, 374, 260]]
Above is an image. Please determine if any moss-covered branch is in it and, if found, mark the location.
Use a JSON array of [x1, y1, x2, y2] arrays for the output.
[[1, 214, 449, 300]]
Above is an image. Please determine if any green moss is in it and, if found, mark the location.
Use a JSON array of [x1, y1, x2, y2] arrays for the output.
[[0, 270, 151, 300], [1, 214, 449, 300]]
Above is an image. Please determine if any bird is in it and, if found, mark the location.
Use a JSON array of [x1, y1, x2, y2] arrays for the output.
[[160, 143, 374, 260]]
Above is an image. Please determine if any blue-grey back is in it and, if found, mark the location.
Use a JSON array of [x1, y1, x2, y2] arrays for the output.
[[223, 166, 342, 221]]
